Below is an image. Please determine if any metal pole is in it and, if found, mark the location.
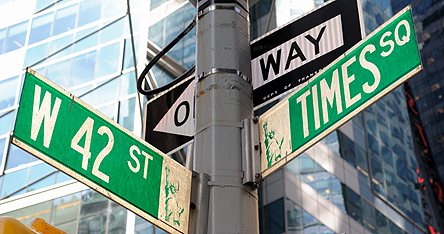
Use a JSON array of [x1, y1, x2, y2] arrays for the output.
[[194, 0, 258, 232]]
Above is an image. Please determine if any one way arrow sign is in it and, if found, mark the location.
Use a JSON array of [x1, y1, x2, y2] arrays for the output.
[[143, 75, 195, 155]]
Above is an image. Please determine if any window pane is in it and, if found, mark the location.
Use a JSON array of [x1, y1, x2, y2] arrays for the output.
[[0, 28, 6, 54], [0, 168, 28, 198], [51, 193, 81, 225], [6, 144, 32, 169], [107, 206, 127, 234], [73, 26, 98, 53], [77, 0, 102, 27], [92, 78, 119, 106], [24, 43, 49, 67], [361, 198, 376, 233], [0, 76, 18, 110], [100, 18, 124, 44], [4, 21, 28, 53], [35, 0, 55, 12], [48, 34, 73, 61], [0, 138, 6, 167], [96, 42, 120, 78], [97, 103, 115, 120], [135, 215, 153, 234], [123, 36, 139, 70], [45, 58, 71, 88], [27, 173, 55, 192], [78, 212, 107, 233], [29, 163, 55, 184], [345, 186, 362, 223], [101, 0, 125, 19], [29, 12, 54, 44], [80, 190, 108, 216], [56, 171, 73, 184], [264, 198, 285, 234], [119, 71, 136, 97], [69, 50, 96, 87], [338, 131, 356, 167], [286, 198, 303, 233], [148, 20, 163, 47], [0, 110, 14, 135], [118, 97, 135, 132], [1, 200, 51, 225], [54, 220, 77, 234], [52, 4, 77, 36]]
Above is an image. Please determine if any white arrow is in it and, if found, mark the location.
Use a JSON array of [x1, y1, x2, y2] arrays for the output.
[[154, 81, 195, 137]]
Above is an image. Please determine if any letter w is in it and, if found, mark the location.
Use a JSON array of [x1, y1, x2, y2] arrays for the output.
[[31, 84, 62, 148], [259, 49, 281, 81]]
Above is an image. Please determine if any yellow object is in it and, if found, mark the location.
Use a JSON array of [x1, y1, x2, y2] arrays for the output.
[[29, 218, 67, 234], [0, 216, 39, 234], [0, 216, 67, 234]]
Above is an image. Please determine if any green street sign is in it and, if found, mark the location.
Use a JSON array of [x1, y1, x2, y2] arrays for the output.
[[12, 68, 191, 234], [258, 6, 422, 179]]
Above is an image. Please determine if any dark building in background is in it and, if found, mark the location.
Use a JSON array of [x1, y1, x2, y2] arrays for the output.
[[391, 0, 444, 232]]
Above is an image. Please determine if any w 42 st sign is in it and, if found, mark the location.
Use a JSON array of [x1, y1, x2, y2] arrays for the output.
[[12, 69, 191, 234], [257, 6, 422, 180]]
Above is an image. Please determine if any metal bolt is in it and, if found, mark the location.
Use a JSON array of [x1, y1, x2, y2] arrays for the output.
[[253, 117, 258, 124], [254, 144, 259, 150], [255, 173, 261, 179]]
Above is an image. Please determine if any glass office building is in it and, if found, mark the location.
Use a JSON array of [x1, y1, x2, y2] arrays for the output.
[[0, 0, 435, 233]]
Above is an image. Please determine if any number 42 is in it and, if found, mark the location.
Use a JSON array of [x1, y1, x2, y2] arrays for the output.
[[71, 117, 113, 183]]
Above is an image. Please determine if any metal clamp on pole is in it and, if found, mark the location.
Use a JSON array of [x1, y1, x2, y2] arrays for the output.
[[188, 171, 211, 234], [196, 67, 250, 83], [241, 117, 261, 185]]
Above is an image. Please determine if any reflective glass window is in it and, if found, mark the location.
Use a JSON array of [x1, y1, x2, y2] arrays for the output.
[[80, 190, 108, 216], [35, 0, 55, 12], [101, 0, 125, 19], [303, 210, 321, 234], [56, 171, 73, 184], [52, 4, 77, 36], [1, 200, 51, 225], [385, 168, 399, 202], [396, 157, 407, 182], [150, 0, 165, 10], [92, 78, 119, 106], [48, 34, 73, 61], [118, 97, 135, 132], [29, 12, 54, 44], [27, 173, 55, 192], [123, 36, 139, 70], [389, 220, 403, 234], [286, 198, 303, 233], [73, 26, 98, 53], [356, 146, 369, 173], [69, 50, 97, 87], [149, 20, 164, 47], [338, 131, 356, 167], [97, 103, 115, 120], [3, 21, 28, 53], [78, 212, 107, 233], [344, 186, 362, 223], [6, 144, 31, 169], [77, 0, 102, 27], [381, 146, 393, 169], [119, 71, 137, 97], [24, 43, 49, 67], [0, 111, 14, 136], [0, 76, 18, 110], [96, 42, 121, 78], [45, 58, 71, 88], [29, 163, 55, 184], [264, 198, 285, 234], [0, 168, 28, 198], [100, 18, 124, 44], [0, 138, 5, 166], [51, 193, 81, 225], [0, 28, 6, 54], [364, 108, 378, 136], [55, 220, 77, 234], [107, 206, 127, 233], [370, 155, 384, 190], [135, 215, 154, 233], [375, 209, 389, 234], [367, 133, 379, 155], [321, 131, 339, 156]]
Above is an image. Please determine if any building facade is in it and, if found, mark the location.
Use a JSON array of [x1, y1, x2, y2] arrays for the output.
[[0, 0, 436, 234]]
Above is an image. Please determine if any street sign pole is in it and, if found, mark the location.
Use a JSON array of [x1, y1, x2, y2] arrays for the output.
[[194, 0, 258, 232]]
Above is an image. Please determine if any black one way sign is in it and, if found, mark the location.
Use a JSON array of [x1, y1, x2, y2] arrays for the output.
[[251, 0, 364, 109]]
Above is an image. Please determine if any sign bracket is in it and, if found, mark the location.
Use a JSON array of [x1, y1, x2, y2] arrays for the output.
[[241, 118, 261, 185], [188, 172, 211, 234]]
